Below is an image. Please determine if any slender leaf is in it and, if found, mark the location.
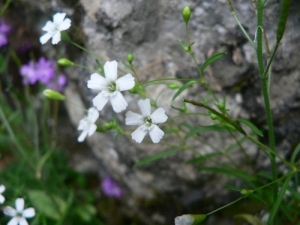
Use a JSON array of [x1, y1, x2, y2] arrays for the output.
[[234, 214, 265, 225], [224, 184, 243, 192], [236, 118, 263, 137], [201, 52, 227, 72], [172, 80, 197, 101], [198, 167, 253, 180], [135, 147, 181, 167], [184, 125, 228, 140], [276, 0, 291, 42], [225, 136, 247, 152], [185, 152, 222, 164], [248, 194, 266, 204], [291, 142, 300, 164]]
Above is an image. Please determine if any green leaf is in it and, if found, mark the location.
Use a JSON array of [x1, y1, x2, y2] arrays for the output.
[[76, 204, 97, 222], [135, 147, 181, 167], [234, 214, 266, 225], [172, 80, 197, 101], [184, 125, 228, 140], [291, 142, 300, 164], [236, 118, 263, 137], [276, 0, 291, 42], [28, 190, 67, 220], [185, 152, 222, 164], [201, 52, 227, 72], [177, 40, 189, 52], [224, 184, 243, 192], [248, 193, 266, 204], [198, 167, 253, 181]]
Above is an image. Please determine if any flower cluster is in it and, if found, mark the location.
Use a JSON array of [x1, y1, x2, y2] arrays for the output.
[[39, 14, 168, 143], [0, 19, 11, 47], [0, 184, 36, 225], [20, 57, 67, 91]]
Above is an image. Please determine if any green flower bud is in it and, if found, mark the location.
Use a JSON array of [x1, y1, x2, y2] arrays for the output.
[[167, 83, 181, 89], [127, 53, 134, 64], [57, 58, 74, 66], [43, 89, 66, 101], [182, 6, 191, 24], [217, 102, 225, 110], [104, 122, 113, 130], [241, 189, 253, 196], [210, 113, 218, 120]]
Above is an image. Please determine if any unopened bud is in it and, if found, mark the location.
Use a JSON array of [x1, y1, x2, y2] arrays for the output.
[[182, 6, 191, 24], [167, 83, 181, 89], [43, 89, 66, 101], [57, 58, 74, 66], [175, 214, 206, 225], [217, 102, 225, 111], [127, 53, 134, 64], [210, 113, 218, 120]]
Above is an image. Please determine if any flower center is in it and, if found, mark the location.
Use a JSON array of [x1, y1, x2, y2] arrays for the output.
[[143, 116, 152, 127], [108, 82, 117, 93]]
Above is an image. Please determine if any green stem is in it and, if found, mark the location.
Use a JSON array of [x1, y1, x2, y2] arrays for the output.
[[206, 197, 243, 216], [257, 0, 277, 201]]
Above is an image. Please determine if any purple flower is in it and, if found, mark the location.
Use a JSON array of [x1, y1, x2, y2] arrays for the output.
[[36, 57, 55, 85], [101, 176, 123, 199], [20, 61, 39, 85], [0, 19, 11, 47], [46, 74, 67, 92]]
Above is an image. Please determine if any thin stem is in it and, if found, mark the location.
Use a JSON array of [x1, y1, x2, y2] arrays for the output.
[[69, 40, 105, 62], [206, 197, 243, 216]]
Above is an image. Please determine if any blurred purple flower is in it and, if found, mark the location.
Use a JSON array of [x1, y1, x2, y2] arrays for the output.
[[0, 19, 11, 47], [46, 74, 67, 92], [20, 61, 39, 85], [36, 57, 55, 84], [101, 176, 123, 199]]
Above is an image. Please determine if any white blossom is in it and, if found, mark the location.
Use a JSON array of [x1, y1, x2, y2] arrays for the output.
[[40, 12, 71, 45], [3, 198, 35, 225], [175, 215, 194, 225], [77, 107, 99, 142], [0, 184, 5, 204], [87, 60, 135, 113], [125, 99, 168, 143]]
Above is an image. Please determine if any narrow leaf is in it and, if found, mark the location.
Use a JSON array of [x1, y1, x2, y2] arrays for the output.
[[184, 125, 228, 140], [291, 142, 300, 164], [234, 214, 265, 225], [172, 80, 197, 101], [185, 152, 222, 164], [198, 167, 253, 180], [276, 0, 291, 43], [135, 147, 181, 167], [201, 52, 227, 72], [224, 185, 243, 192], [236, 118, 263, 137]]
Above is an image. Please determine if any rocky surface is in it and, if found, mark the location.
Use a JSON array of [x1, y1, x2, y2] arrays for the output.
[[8, 0, 300, 224]]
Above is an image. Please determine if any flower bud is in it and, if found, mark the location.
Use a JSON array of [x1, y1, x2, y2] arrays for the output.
[[43, 89, 66, 101], [127, 53, 134, 64], [57, 58, 74, 66], [182, 6, 191, 24], [175, 214, 206, 225], [167, 83, 181, 90], [217, 102, 225, 111], [210, 113, 218, 120]]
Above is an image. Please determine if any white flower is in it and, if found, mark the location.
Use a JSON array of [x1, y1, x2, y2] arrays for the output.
[[40, 12, 71, 45], [0, 184, 5, 204], [87, 60, 135, 113], [175, 215, 194, 225], [77, 107, 99, 142], [3, 198, 35, 225], [125, 99, 168, 143]]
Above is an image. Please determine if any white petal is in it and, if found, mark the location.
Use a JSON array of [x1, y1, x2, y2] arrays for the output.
[[150, 108, 168, 124], [22, 208, 35, 218], [0, 194, 5, 203], [125, 111, 143, 125], [42, 21, 55, 32], [16, 198, 25, 212], [92, 92, 109, 111], [51, 32, 61, 44], [59, 18, 71, 31], [116, 74, 135, 91], [138, 99, 151, 116], [88, 124, 97, 136], [0, 184, 5, 193], [19, 217, 29, 225], [40, 33, 52, 45], [87, 108, 99, 123], [3, 206, 17, 216], [53, 13, 66, 24], [7, 217, 19, 225], [87, 73, 108, 91], [78, 131, 88, 142], [104, 61, 118, 81], [131, 126, 148, 143], [77, 119, 86, 131], [110, 92, 128, 113], [149, 125, 164, 143]]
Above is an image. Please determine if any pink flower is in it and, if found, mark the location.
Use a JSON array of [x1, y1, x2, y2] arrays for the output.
[[101, 176, 123, 199], [0, 19, 11, 47]]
